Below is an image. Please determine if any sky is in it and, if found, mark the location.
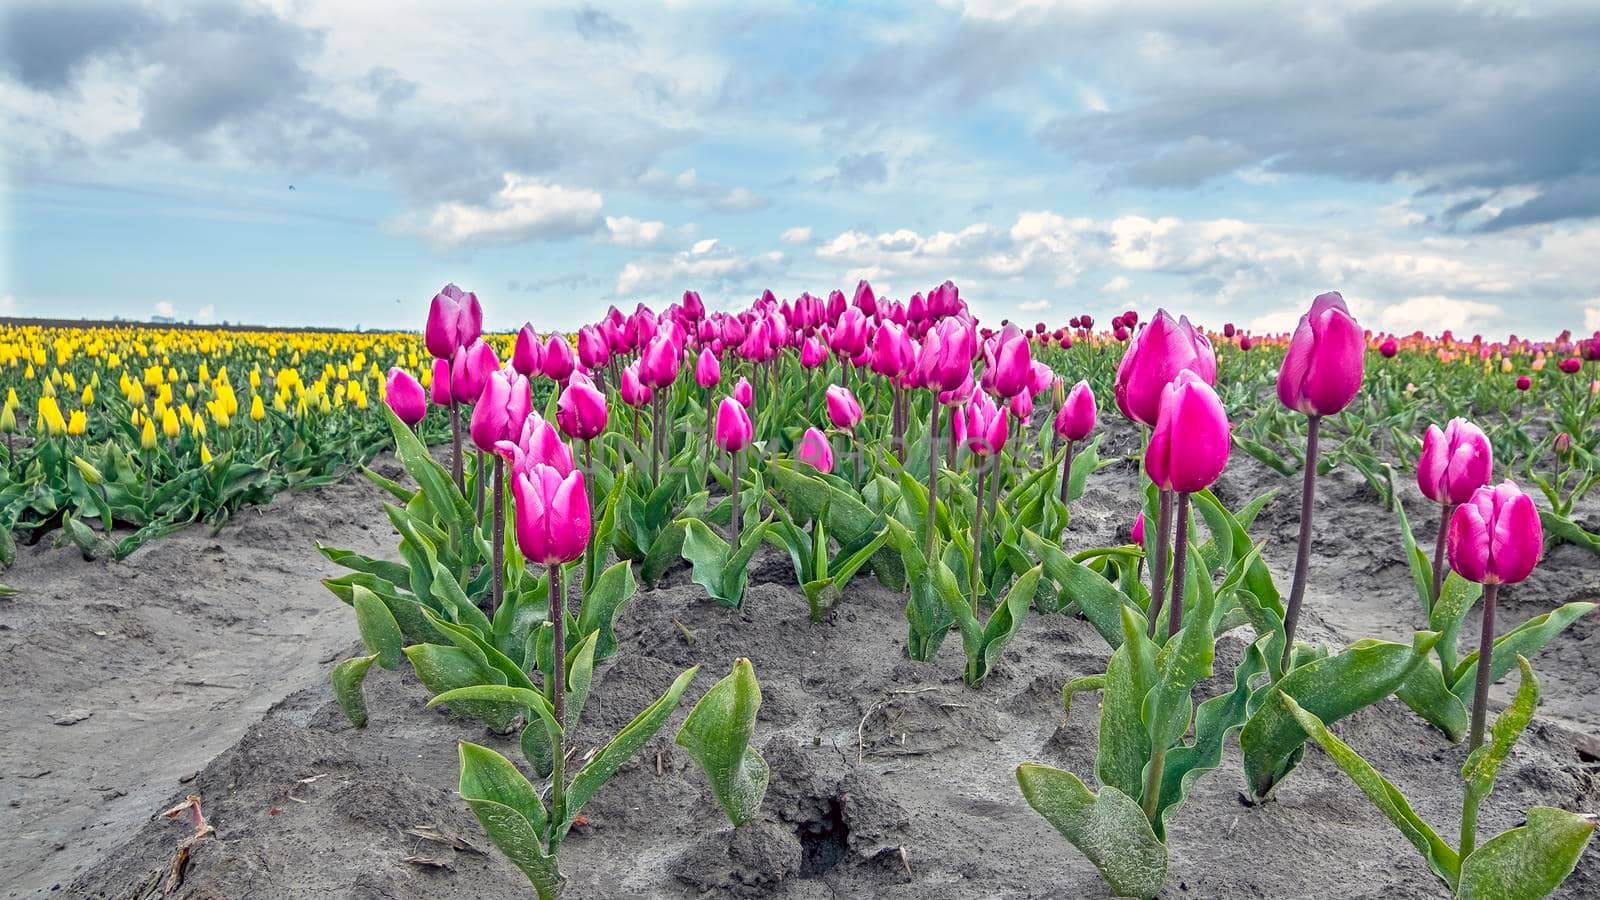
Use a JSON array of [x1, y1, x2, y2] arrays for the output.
[[4, 0, 1600, 337]]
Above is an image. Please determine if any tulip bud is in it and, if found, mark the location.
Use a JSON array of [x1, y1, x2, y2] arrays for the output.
[[556, 373, 607, 441], [543, 333, 577, 382], [425, 285, 482, 359], [140, 416, 157, 449], [825, 385, 862, 431], [1558, 357, 1582, 374], [1417, 418, 1493, 505], [431, 358, 455, 406], [1145, 371, 1230, 493], [797, 427, 834, 474], [1277, 292, 1364, 417], [72, 455, 104, 485], [1113, 309, 1217, 426], [715, 396, 754, 453], [470, 368, 532, 451], [451, 340, 499, 405], [1554, 432, 1572, 455], [385, 368, 427, 425], [639, 332, 681, 388], [990, 325, 1033, 399], [731, 377, 753, 408], [1447, 481, 1542, 585], [1053, 380, 1097, 441], [577, 325, 609, 370], [1379, 337, 1399, 358], [1515, 375, 1532, 391], [512, 324, 544, 377], [1131, 512, 1146, 547], [619, 362, 652, 407], [800, 337, 827, 369], [963, 393, 1007, 458], [695, 347, 721, 389], [512, 464, 590, 565]]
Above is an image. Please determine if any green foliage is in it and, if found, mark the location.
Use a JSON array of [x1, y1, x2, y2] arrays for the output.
[[676, 659, 769, 827]]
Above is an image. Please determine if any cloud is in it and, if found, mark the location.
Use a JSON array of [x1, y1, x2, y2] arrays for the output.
[[615, 239, 782, 296], [601, 216, 672, 248], [635, 169, 769, 213], [403, 175, 604, 249], [0, 1, 155, 91], [1018, 299, 1050, 312], [153, 300, 175, 317], [816, 151, 890, 189], [1377, 296, 1502, 335], [573, 5, 635, 44], [1584, 304, 1600, 333], [0, 295, 16, 313], [1103, 275, 1131, 293], [195, 304, 216, 323], [780, 226, 813, 245]]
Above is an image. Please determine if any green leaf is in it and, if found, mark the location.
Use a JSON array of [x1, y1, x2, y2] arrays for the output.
[[331, 654, 378, 728], [1456, 807, 1597, 900], [1393, 499, 1439, 615], [1461, 656, 1538, 812], [1396, 659, 1470, 743], [404, 643, 517, 732], [1279, 693, 1460, 886], [561, 666, 699, 838], [885, 517, 956, 662], [802, 527, 890, 622], [420, 607, 534, 691], [574, 561, 637, 662], [562, 631, 599, 734], [352, 585, 404, 669], [640, 492, 704, 586], [1061, 673, 1106, 723], [1022, 528, 1129, 648], [1157, 637, 1267, 828], [1015, 765, 1167, 900], [678, 518, 744, 607], [456, 762, 564, 900], [1242, 630, 1441, 799], [970, 564, 1042, 686], [1430, 573, 1484, 679], [430, 561, 494, 636], [675, 658, 769, 827], [1449, 602, 1596, 703], [318, 543, 412, 586], [458, 741, 549, 839], [427, 683, 562, 749], [1095, 607, 1160, 802]]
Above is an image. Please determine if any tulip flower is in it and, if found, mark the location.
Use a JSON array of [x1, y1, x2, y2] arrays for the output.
[[640, 332, 682, 389], [825, 384, 862, 430], [511, 324, 544, 377], [1447, 481, 1543, 856], [1412, 416, 1495, 615], [451, 340, 499, 409], [1558, 357, 1581, 374], [543, 334, 577, 383], [1380, 336, 1399, 358], [556, 373, 607, 442], [577, 324, 609, 371], [430, 358, 454, 406], [1275, 292, 1365, 666], [731, 377, 753, 408], [1113, 309, 1216, 427], [1143, 370, 1230, 636], [716, 396, 755, 535], [797, 427, 834, 474], [425, 284, 483, 360], [1516, 375, 1532, 391], [989, 324, 1032, 399], [695, 347, 721, 389], [471, 368, 532, 452], [496, 411, 574, 476], [385, 367, 427, 427], [620, 362, 652, 407], [1131, 511, 1146, 547], [512, 462, 590, 704], [1053, 380, 1097, 506], [800, 337, 827, 369], [962, 391, 1010, 613]]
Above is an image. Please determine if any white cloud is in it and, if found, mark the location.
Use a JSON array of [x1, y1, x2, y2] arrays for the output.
[[1018, 299, 1051, 311], [1585, 304, 1600, 333], [615, 241, 782, 296], [601, 216, 669, 248], [154, 301, 176, 317], [0, 295, 15, 313], [635, 169, 769, 212], [195, 304, 216, 323], [1103, 275, 1131, 292], [405, 175, 603, 249], [780, 226, 813, 245], [1377, 296, 1502, 335]]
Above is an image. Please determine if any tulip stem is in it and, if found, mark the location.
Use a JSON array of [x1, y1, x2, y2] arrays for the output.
[[1168, 492, 1191, 637], [729, 448, 742, 538], [547, 563, 567, 850], [449, 403, 464, 493], [925, 398, 941, 554], [490, 455, 504, 617], [1058, 439, 1075, 507], [1141, 740, 1167, 822], [1460, 581, 1499, 860], [1429, 502, 1456, 616], [583, 441, 596, 590], [475, 449, 487, 522], [1146, 490, 1174, 638], [1280, 415, 1321, 671], [650, 394, 660, 485], [972, 459, 986, 612]]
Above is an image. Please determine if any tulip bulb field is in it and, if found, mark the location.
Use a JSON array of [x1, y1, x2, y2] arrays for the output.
[[4, 284, 1600, 899]]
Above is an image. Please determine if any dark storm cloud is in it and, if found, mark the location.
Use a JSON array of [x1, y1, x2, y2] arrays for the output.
[[0, 1, 154, 90]]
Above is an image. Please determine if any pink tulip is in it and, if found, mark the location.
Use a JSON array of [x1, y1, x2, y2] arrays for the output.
[[1277, 291, 1365, 417], [870, 322, 912, 378], [1131, 512, 1146, 546], [731, 376, 753, 408], [619, 362, 653, 407], [800, 337, 827, 369], [425, 284, 483, 359], [451, 339, 500, 405], [495, 411, 573, 476], [964, 393, 1007, 457], [1558, 357, 1581, 374], [853, 279, 877, 318], [1054, 380, 1097, 441], [556, 373, 607, 441], [1447, 481, 1542, 585], [1145, 370, 1230, 493], [715, 396, 754, 453], [511, 324, 544, 376], [1380, 337, 1399, 358], [640, 332, 681, 388], [990, 324, 1032, 399], [385, 367, 427, 425], [1009, 390, 1032, 421], [430, 358, 454, 406], [797, 427, 834, 474], [543, 334, 576, 382], [1516, 375, 1532, 391], [512, 463, 590, 565], [1417, 418, 1493, 505], [577, 325, 609, 370], [695, 347, 721, 389], [918, 317, 976, 396], [470, 368, 531, 451], [825, 385, 862, 430], [681, 290, 705, 321], [1114, 309, 1217, 426]]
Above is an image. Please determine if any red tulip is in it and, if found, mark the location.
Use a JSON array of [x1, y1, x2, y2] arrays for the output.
[[1114, 309, 1216, 426], [1447, 481, 1542, 585], [1277, 291, 1364, 417], [715, 396, 754, 452], [556, 373, 607, 441], [1558, 357, 1582, 374], [385, 367, 427, 425], [470, 368, 531, 451], [1054, 380, 1097, 441], [1417, 418, 1493, 505], [1379, 336, 1399, 358], [1516, 375, 1532, 391], [512, 463, 590, 565], [1145, 370, 1230, 493]]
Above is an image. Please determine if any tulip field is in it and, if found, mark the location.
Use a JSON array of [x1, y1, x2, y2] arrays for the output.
[[3, 284, 1600, 898]]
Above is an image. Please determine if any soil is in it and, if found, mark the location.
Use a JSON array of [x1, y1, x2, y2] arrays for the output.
[[3, 424, 1597, 899]]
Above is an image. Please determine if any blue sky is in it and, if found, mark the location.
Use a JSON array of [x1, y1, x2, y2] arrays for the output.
[[4, 1, 1600, 337]]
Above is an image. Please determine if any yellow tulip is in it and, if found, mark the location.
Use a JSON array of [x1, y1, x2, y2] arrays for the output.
[[82, 384, 94, 405], [0, 405, 15, 434], [67, 410, 87, 436], [250, 395, 265, 422], [199, 443, 213, 465], [162, 407, 180, 440], [141, 417, 157, 450]]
